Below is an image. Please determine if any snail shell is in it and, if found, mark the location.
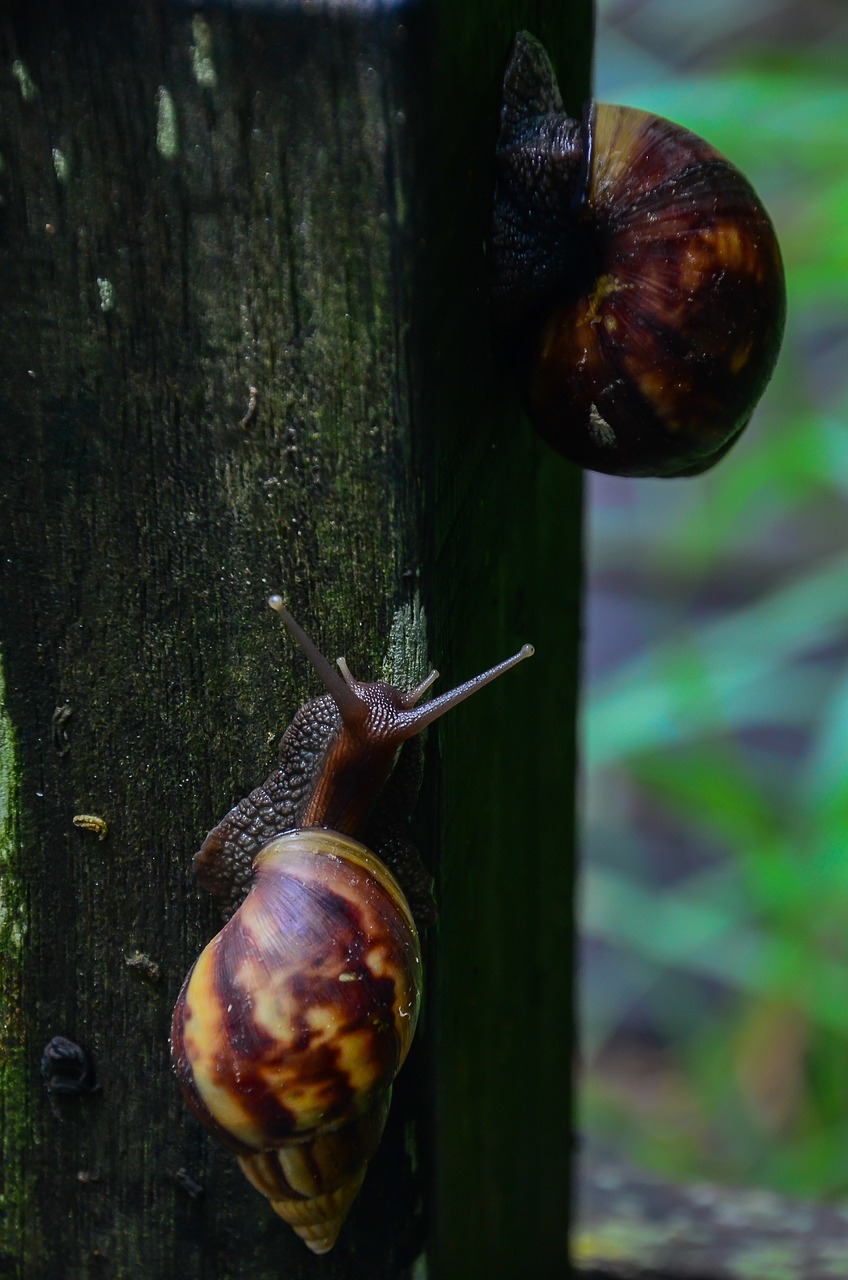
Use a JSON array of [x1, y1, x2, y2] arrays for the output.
[[492, 31, 787, 478], [171, 828, 421, 1255]]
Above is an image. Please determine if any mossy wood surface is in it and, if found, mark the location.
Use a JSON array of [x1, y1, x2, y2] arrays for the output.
[[0, 2, 587, 1277]]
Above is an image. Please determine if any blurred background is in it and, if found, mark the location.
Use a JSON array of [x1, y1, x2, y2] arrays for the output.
[[581, 0, 848, 1196]]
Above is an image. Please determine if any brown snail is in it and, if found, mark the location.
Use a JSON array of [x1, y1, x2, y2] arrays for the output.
[[171, 596, 533, 1254], [492, 31, 787, 478]]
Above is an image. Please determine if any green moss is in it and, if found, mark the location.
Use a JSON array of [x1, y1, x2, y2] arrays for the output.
[[191, 16, 218, 89], [10, 60, 37, 103], [155, 86, 180, 159], [51, 147, 70, 183], [0, 650, 28, 1263], [96, 277, 115, 312], [386, 594, 430, 689]]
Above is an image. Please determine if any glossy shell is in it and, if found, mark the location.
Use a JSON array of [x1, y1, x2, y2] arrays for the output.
[[530, 103, 786, 476], [171, 828, 422, 1254], [493, 33, 786, 478]]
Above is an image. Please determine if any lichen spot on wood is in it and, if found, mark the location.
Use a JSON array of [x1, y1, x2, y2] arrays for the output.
[[156, 87, 180, 159], [191, 17, 218, 89]]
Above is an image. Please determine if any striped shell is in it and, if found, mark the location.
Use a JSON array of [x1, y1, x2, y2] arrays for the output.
[[492, 32, 786, 478], [170, 828, 422, 1255]]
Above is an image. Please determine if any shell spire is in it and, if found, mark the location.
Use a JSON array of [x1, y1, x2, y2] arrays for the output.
[[237, 1101, 390, 1255]]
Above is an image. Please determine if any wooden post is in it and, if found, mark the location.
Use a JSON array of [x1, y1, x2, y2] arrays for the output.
[[0, 2, 589, 1276]]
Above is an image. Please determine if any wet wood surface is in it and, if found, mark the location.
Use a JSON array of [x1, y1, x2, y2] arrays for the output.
[[0, 1, 586, 1276]]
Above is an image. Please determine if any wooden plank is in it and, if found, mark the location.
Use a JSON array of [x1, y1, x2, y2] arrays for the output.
[[428, 6, 589, 1275], [0, 1, 587, 1275], [576, 1153, 848, 1280]]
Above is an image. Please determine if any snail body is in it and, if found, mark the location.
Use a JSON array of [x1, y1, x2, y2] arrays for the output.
[[492, 32, 786, 478], [171, 597, 533, 1253]]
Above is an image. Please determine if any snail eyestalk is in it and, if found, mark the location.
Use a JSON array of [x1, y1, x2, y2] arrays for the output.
[[407, 669, 440, 706], [269, 594, 365, 724], [396, 641, 534, 736]]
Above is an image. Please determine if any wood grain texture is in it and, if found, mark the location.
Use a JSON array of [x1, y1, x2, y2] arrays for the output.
[[426, 8, 589, 1279], [0, 1, 587, 1276]]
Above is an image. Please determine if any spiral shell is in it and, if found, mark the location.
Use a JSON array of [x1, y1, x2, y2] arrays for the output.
[[492, 32, 786, 478], [170, 828, 422, 1254]]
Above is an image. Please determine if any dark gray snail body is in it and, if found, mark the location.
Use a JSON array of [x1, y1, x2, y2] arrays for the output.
[[171, 598, 533, 1254], [492, 32, 787, 478]]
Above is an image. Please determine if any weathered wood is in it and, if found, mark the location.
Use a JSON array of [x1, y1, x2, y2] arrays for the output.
[[0, 1, 586, 1276], [576, 1153, 848, 1280]]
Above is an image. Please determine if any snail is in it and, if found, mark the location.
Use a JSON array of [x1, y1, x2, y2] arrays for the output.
[[491, 31, 786, 478], [171, 596, 533, 1254]]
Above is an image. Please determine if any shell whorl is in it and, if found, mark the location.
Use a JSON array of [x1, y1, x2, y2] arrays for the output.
[[237, 1095, 391, 1254], [170, 829, 422, 1253]]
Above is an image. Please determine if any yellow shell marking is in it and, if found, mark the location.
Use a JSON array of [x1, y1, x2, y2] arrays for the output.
[[178, 830, 421, 1150]]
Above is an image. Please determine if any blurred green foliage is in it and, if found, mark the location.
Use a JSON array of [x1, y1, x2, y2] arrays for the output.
[[581, 0, 848, 1198]]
